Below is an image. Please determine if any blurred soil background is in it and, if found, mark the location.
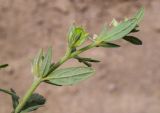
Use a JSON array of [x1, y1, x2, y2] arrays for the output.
[[0, 0, 160, 113]]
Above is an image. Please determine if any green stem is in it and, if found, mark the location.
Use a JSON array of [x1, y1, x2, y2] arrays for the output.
[[14, 47, 71, 113], [14, 43, 97, 113], [70, 43, 97, 57], [47, 47, 71, 75], [14, 78, 42, 113]]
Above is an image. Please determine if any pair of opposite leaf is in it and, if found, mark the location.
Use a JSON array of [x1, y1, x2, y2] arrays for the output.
[[32, 48, 95, 86], [32, 48, 52, 78], [95, 7, 144, 47], [31, 7, 144, 87]]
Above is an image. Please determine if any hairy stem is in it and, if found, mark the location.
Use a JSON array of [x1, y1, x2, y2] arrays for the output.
[[14, 48, 71, 113], [71, 43, 97, 57], [14, 43, 97, 113], [14, 78, 42, 113]]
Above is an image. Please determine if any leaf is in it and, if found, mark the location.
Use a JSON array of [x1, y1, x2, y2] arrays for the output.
[[21, 93, 46, 113], [0, 88, 14, 95], [45, 81, 62, 86], [0, 64, 8, 69], [131, 28, 140, 33], [74, 56, 100, 67], [129, 7, 144, 33], [71, 47, 77, 53], [45, 67, 95, 86], [10, 89, 20, 109], [100, 19, 137, 42], [68, 24, 76, 46], [40, 47, 52, 77], [82, 61, 92, 67], [81, 58, 100, 63], [123, 36, 142, 45], [0, 88, 19, 109], [133, 7, 144, 25], [96, 7, 144, 42], [20, 105, 43, 113], [32, 49, 43, 77], [98, 25, 108, 39], [74, 29, 89, 47], [75, 56, 100, 63], [99, 42, 120, 48], [67, 24, 89, 47]]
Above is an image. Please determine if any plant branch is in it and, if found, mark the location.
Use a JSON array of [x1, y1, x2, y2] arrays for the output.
[[14, 47, 71, 113], [0, 88, 15, 96], [14, 42, 97, 113], [70, 42, 97, 58], [14, 78, 42, 113], [12, 37, 131, 113]]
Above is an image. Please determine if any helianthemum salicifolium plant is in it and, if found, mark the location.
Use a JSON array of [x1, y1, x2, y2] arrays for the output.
[[0, 7, 144, 113]]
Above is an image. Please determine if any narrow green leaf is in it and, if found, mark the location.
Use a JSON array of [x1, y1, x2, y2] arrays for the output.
[[100, 19, 137, 42], [131, 29, 140, 33], [21, 93, 46, 113], [99, 42, 120, 48], [32, 49, 43, 77], [21, 106, 42, 113], [75, 57, 90, 67], [40, 47, 52, 77], [96, 7, 144, 42], [97, 25, 108, 40], [10, 89, 19, 109], [133, 7, 144, 25], [71, 47, 77, 53], [123, 36, 142, 45], [45, 67, 95, 86], [0, 64, 8, 69], [82, 61, 92, 67], [20, 105, 43, 113], [45, 81, 62, 86], [75, 56, 100, 63], [0, 88, 13, 95], [75, 32, 88, 47], [129, 7, 144, 34], [81, 58, 100, 63], [0, 88, 19, 109], [68, 24, 76, 46]]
